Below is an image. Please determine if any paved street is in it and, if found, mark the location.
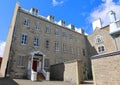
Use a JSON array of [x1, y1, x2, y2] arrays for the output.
[[0, 78, 75, 85], [0, 78, 93, 85]]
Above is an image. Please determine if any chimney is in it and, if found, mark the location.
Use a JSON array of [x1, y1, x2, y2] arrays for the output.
[[109, 10, 116, 23], [57, 20, 66, 27], [109, 10, 119, 36], [92, 18, 102, 31], [47, 15, 54, 22], [67, 24, 75, 31], [30, 8, 38, 15]]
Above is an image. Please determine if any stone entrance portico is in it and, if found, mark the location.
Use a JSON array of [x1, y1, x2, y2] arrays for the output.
[[27, 51, 50, 81]]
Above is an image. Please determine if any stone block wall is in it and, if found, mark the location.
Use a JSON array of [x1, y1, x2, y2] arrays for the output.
[[91, 51, 120, 85], [50, 60, 83, 84], [50, 63, 64, 80]]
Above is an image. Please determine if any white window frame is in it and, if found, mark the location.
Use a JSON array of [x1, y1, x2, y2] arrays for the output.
[[97, 45, 105, 53], [55, 42, 59, 51], [21, 34, 27, 45], [45, 26, 51, 34], [63, 44, 67, 52], [62, 31, 66, 37], [23, 18, 29, 27], [34, 37, 39, 47], [35, 22, 40, 30], [95, 35, 103, 43], [44, 59, 49, 68], [54, 28, 59, 36], [45, 40, 50, 49], [69, 34, 73, 40], [18, 56, 25, 67], [77, 48, 80, 56]]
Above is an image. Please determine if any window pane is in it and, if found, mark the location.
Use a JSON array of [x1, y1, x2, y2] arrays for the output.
[[55, 42, 59, 51], [21, 34, 27, 45], [35, 22, 40, 30], [63, 31, 66, 37], [44, 59, 49, 67], [34, 37, 39, 47], [45, 26, 50, 33], [18, 56, 24, 67], [69, 34, 73, 40], [63, 44, 67, 52], [82, 49, 85, 56], [98, 45, 105, 53], [24, 18, 29, 27], [96, 35, 103, 43], [46, 40, 50, 49], [54, 28, 59, 35]]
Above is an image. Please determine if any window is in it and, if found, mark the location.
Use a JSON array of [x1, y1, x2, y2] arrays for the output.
[[18, 56, 25, 67], [62, 31, 66, 37], [44, 59, 49, 67], [23, 18, 29, 27], [34, 37, 39, 47], [45, 26, 51, 33], [63, 44, 67, 52], [70, 47, 74, 54], [69, 34, 73, 40], [77, 48, 80, 55], [55, 42, 59, 51], [82, 49, 85, 56], [54, 28, 59, 35], [96, 35, 103, 43], [35, 22, 40, 30], [21, 34, 27, 45], [45, 40, 50, 49], [98, 45, 105, 53]]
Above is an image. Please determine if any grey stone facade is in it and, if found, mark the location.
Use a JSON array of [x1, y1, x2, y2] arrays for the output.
[[1, 3, 90, 79]]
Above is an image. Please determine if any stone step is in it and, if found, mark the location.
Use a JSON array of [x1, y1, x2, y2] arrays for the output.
[[37, 72, 45, 81], [81, 80, 93, 85]]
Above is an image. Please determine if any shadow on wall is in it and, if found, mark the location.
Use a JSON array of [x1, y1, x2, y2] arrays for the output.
[[50, 63, 64, 81], [0, 78, 18, 85], [85, 38, 98, 80]]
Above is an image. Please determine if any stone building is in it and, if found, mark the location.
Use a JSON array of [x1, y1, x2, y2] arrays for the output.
[[0, 3, 90, 81], [88, 10, 120, 56], [1, 2, 120, 83]]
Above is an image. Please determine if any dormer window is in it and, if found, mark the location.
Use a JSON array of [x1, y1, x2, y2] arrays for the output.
[[24, 18, 29, 27], [95, 35, 103, 43]]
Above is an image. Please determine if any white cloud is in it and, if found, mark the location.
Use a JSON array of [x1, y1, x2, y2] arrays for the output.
[[52, 0, 64, 6], [0, 41, 6, 57], [89, 0, 120, 26]]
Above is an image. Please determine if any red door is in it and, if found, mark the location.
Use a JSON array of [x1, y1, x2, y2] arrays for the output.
[[32, 60, 37, 72]]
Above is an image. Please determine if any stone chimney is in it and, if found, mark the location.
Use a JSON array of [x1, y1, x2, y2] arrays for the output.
[[47, 15, 54, 22], [109, 10, 116, 23], [30, 8, 39, 16]]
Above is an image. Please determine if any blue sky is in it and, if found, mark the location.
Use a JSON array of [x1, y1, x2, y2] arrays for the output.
[[0, 0, 120, 56]]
